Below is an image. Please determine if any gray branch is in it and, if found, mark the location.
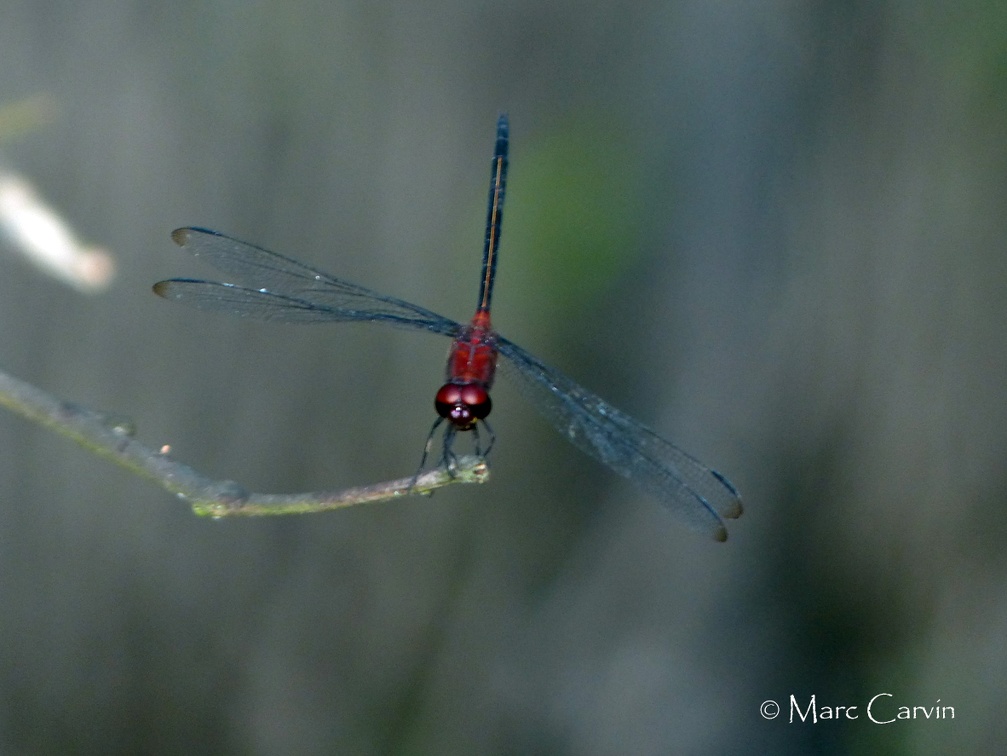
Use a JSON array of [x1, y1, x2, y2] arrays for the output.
[[0, 367, 488, 517]]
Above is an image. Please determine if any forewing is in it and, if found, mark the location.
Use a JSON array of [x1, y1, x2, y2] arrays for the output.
[[154, 227, 459, 334], [495, 336, 742, 540]]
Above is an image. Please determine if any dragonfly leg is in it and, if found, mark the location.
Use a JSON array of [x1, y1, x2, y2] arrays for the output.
[[440, 425, 460, 476], [408, 416, 447, 494], [474, 418, 495, 458]]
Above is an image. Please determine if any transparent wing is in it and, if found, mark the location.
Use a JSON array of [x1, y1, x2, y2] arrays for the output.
[[495, 336, 742, 541], [153, 227, 461, 335]]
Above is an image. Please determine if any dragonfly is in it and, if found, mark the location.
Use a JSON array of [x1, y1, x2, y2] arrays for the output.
[[153, 115, 742, 540]]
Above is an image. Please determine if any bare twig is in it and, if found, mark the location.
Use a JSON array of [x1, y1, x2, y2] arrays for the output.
[[0, 367, 489, 517]]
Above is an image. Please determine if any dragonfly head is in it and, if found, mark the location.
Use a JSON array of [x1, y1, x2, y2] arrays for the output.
[[434, 382, 492, 430]]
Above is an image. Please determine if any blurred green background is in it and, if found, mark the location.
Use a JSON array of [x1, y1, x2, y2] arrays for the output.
[[0, 1, 1004, 753]]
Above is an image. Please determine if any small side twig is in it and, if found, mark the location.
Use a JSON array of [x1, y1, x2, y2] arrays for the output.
[[0, 367, 489, 517]]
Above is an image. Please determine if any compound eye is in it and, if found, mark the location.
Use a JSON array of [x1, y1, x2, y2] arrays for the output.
[[434, 384, 463, 419], [434, 383, 492, 428], [460, 385, 492, 419]]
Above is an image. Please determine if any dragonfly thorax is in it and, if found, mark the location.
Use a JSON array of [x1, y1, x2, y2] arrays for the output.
[[434, 382, 492, 430]]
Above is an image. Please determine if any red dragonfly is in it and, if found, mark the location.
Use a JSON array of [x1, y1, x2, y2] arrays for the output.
[[154, 115, 743, 540]]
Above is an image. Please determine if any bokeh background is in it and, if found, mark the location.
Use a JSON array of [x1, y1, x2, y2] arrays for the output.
[[0, 1, 1004, 753]]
